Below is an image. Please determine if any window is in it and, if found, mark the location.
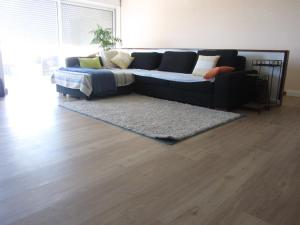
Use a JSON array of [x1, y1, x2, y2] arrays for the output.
[[61, 3, 115, 56], [0, 0, 60, 76], [0, 0, 116, 77], [0, 0, 59, 46]]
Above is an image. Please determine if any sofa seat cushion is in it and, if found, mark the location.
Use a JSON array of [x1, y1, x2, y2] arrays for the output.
[[197, 50, 238, 67], [120, 69, 212, 83], [158, 51, 198, 74], [130, 52, 162, 70]]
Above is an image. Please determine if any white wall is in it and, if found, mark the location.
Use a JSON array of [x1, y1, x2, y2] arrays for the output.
[[121, 0, 300, 93], [90, 0, 120, 6]]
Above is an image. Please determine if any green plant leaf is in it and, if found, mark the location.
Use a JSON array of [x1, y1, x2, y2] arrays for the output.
[[90, 25, 122, 51]]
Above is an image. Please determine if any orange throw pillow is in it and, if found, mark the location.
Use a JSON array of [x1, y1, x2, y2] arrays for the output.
[[204, 66, 235, 80]]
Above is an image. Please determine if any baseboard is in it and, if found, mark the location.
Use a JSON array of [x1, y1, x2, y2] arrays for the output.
[[286, 90, 300, 97]]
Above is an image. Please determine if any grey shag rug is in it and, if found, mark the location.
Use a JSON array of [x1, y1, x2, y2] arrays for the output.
[[59, 94, 241, 142]]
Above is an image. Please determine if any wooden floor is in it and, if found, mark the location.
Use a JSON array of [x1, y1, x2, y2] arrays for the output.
[[0, 93, 300, 225]]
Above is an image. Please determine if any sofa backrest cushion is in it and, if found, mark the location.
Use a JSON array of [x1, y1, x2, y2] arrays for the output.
[[130, 52, 162, 70], [197, 50, 238, 68], [65, 57, 80, 67], [158, 51, 198, 74], [234, 56, 246, 71]]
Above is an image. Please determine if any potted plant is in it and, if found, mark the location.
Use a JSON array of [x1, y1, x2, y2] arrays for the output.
[[90, 25, 122, 52]]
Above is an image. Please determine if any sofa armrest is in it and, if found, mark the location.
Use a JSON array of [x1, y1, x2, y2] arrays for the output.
[[214, 71, 253, 110]]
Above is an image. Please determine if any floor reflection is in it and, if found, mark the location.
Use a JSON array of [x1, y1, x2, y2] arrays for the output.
[[3, 75, 58, 137], [0, 75, 68, 171]]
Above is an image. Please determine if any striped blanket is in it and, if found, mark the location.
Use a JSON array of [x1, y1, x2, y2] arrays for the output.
[[51, 68, 134, 96]]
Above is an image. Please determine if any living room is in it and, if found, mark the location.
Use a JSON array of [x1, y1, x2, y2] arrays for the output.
[[0, 0, 299, 225]]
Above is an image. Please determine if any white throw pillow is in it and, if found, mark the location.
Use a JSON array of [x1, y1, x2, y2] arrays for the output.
[[192, 55, 220, 76], [102, 50, 118, 68], [111, 52, 135, 69]]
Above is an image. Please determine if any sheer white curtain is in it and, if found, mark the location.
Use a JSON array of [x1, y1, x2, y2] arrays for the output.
[[0, 0, 116, 77]]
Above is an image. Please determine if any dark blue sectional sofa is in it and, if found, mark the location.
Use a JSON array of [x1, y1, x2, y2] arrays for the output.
[[57, 49, 256, 110]]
